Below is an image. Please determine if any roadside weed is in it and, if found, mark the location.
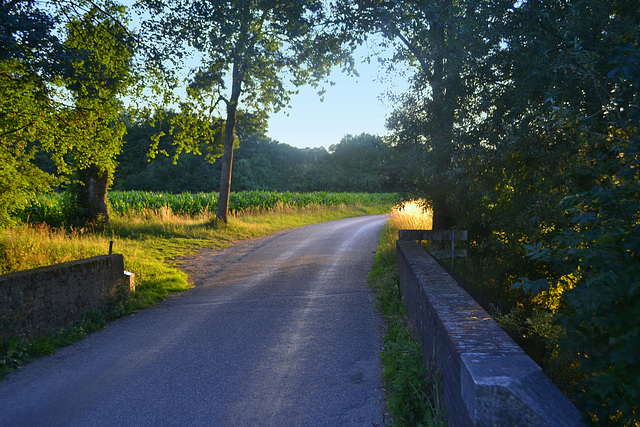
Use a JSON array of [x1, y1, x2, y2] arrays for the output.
[[368, 202, 445, 426]]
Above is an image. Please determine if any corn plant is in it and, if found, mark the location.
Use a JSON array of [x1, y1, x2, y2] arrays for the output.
[[108, 191, 399, 216], [19, 191, 399, 222]]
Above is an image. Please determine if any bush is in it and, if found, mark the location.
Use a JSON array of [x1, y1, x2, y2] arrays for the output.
[[515, 135, 640, 423]]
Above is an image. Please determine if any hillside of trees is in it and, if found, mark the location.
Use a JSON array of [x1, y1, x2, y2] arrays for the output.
[[113, 119, 402, 194]]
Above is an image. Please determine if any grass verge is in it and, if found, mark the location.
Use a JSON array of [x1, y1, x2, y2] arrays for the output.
[[368, 201, 446, 426], [0, 203, 393, 378]]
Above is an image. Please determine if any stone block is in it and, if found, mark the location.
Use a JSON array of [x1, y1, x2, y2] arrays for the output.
[[396, 240, 583, 426], [0, 255, 132, 341]]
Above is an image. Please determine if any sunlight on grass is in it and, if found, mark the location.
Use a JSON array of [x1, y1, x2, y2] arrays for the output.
[[379, 200, 433, 257], [388, 199, 433, 231], [0, 226, 110, 275]]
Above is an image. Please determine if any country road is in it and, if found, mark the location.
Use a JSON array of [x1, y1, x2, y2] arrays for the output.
[[0, 215, 389, 426]]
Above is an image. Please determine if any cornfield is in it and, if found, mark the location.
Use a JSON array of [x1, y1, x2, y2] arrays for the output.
[[21, 191, 400, 222], [109, 191, 399, 215]]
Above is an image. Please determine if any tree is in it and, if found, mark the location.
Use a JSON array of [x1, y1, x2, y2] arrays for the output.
[[139, 0, 355, 221], [0, 0, 136, 227], [319, 133, 396, 192], [59, 4, 135, 224], [335, 0, 462, 228], [0, 1, 65, 227]]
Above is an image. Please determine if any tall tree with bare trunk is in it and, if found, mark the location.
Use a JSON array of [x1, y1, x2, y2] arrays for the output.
[[140, 0, 355, 222]]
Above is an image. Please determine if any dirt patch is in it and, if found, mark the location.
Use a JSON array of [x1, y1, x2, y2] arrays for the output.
[[174, 230, 292, 286]]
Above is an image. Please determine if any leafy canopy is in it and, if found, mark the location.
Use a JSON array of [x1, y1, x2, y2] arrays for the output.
[[0, 0, 138, 227], [355, 0, 640, 422], [137, 0, 356, 221]]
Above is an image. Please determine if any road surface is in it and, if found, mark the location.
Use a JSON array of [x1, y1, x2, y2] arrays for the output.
[[0, 215, 388, 426]]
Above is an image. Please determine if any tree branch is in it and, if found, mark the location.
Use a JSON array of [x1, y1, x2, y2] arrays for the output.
[[0, 122, 35, 139], [392, 28, 432, 80]]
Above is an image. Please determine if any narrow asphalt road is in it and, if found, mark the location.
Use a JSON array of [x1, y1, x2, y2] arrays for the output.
[[0, 215, 388, 426]]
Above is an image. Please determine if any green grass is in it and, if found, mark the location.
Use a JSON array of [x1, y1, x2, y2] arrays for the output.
[[368, 203, 446, 426], [1, 200, 395, 378]]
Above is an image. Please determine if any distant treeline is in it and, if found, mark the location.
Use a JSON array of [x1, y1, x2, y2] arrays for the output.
[[113, 119, 403, 194]]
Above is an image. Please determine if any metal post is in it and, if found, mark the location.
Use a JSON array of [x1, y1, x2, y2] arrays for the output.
[[109, 241, 113, 255], [451, 230, 455, 267]]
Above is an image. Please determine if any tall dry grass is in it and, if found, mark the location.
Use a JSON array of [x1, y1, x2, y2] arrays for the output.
[[0, 226, 111, 275], [388, 200, 433, 230], [381, 200, 433, 254]]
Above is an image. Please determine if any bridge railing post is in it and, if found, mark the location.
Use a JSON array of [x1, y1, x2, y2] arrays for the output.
[[398, 229, 468, 266]]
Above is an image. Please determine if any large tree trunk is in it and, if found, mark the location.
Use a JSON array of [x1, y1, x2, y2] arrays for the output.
[[216, 61, 243, 222], [427, 20, 455, 231], [77, 166, 110, 225], [430, 194, 451, 230]]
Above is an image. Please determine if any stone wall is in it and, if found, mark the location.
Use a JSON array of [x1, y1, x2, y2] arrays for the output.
[[0, 255, 133, 341], [396, 240, 583, 426]]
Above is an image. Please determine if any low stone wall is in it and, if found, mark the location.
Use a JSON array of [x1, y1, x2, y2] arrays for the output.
[[396, 240, 583, 426], [0, 255, 133, 341]]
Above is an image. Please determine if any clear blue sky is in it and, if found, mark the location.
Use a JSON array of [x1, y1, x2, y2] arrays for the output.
[[267, 54, 410, 149]]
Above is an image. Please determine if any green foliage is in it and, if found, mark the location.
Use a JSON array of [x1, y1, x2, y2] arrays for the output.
[[114, 121, 402, 194], [514, 133, 640, 422], [381, 327, 438, 427], [300, 133, 400, 192], [497, 8, 639, 422], [115, 113, 205, 193], [351, 0, 640, 422], [0, 0, 62, 69], [145, 109, 226, 166], [113, 111, 255, 193], [368, 222, 445, 426], [56, 5, 134, 175], [18, 194, 66, 227], [0, 335, 29, 377], [55, 5, 135, 225], [0, 59, 61, 227], [1, 1, 138, 227]]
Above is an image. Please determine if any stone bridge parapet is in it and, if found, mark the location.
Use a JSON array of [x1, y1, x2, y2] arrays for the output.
[[1, 255, 133, 341], [396, 239, 583, 426]]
